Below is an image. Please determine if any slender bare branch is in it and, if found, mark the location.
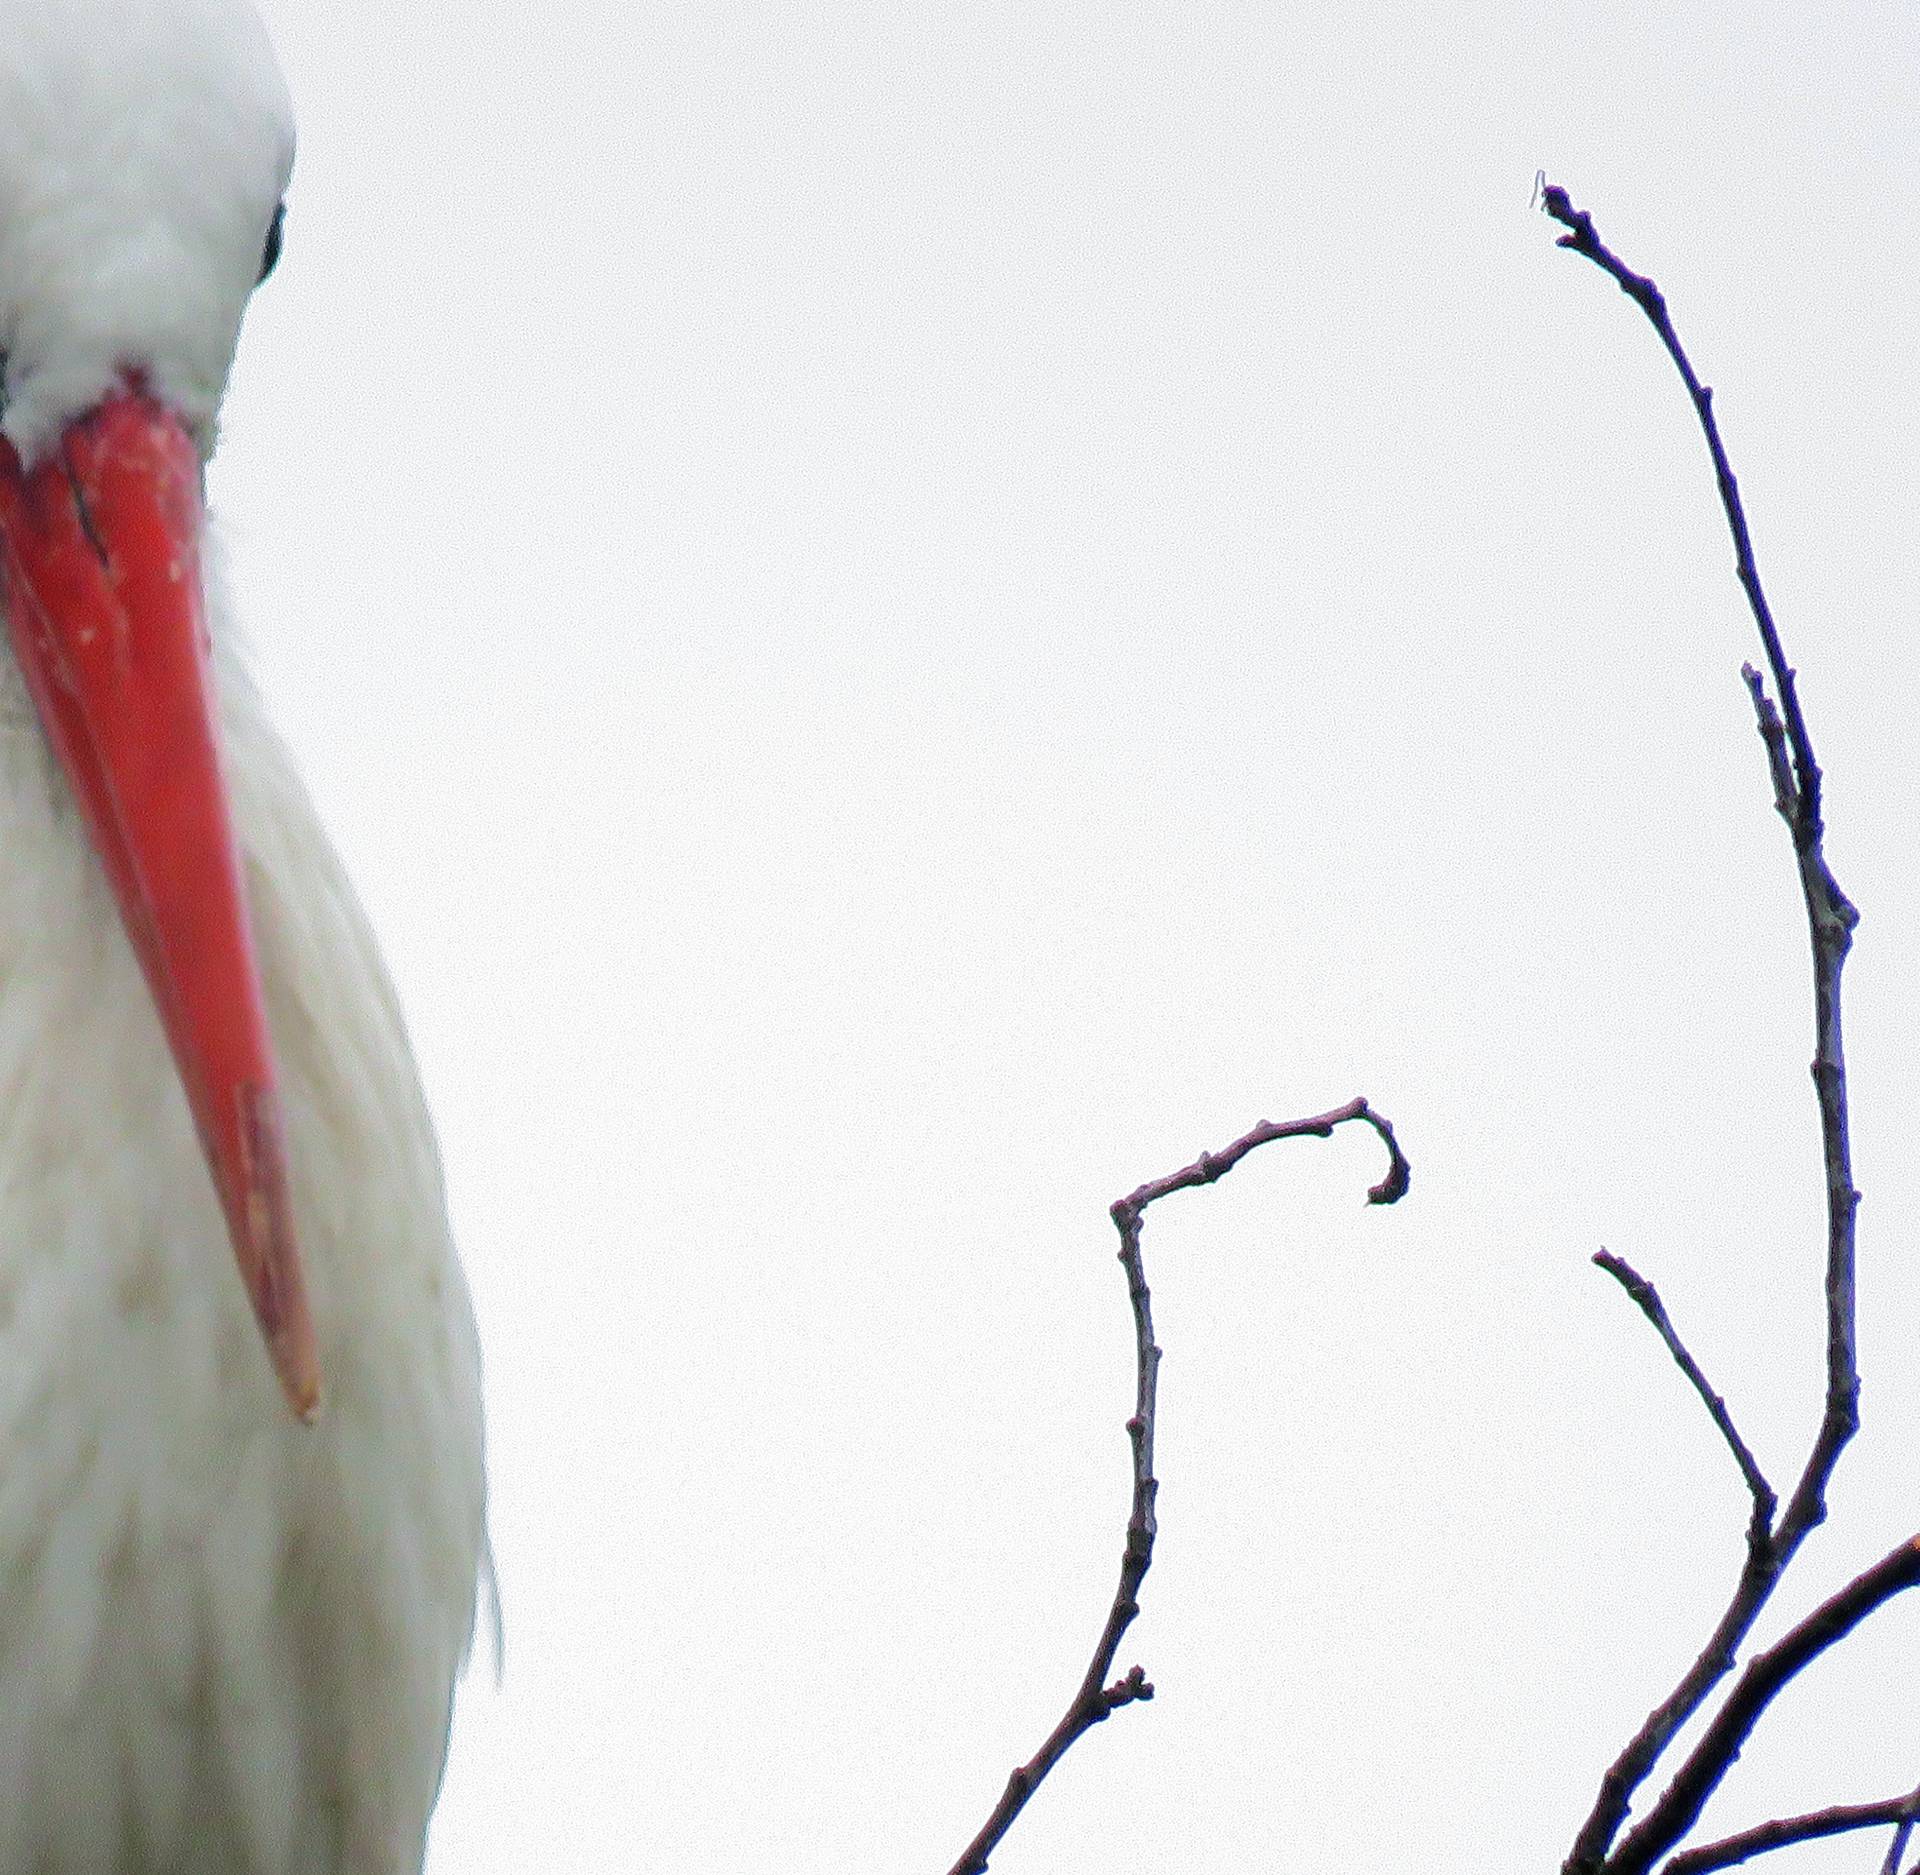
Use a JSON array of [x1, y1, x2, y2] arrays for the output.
[[1538, 185, 1821, 835], [1657, 1794, 1920, 1875], [1114, 1097, 1410, 1216], [946, 1097, 1406, 1875], [1542, 182, 1864, 1875], [1733, 656, 1862, 1560], [1592, 1250, 1774, 1554], [1568, 1549, 1779, 1872]]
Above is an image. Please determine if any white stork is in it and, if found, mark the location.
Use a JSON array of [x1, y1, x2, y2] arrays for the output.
[[0, 1, 487, 1870]]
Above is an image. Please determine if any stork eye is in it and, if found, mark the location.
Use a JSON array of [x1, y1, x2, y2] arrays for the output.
[[257, 202, 285, 285]]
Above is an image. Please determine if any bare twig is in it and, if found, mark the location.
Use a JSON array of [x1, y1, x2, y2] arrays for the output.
[[1538, 186, 1822, 836], [1542, 182, 1864, 1875], [1592, 1250, 1774, 1556], [1112, 1098, 1410, 1217], [1658, 1792, 1920, 1875], [946, 1097, 1407, 1875]]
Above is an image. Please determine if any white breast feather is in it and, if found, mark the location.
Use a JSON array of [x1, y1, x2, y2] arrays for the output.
[[0, 544, 486, 1874]]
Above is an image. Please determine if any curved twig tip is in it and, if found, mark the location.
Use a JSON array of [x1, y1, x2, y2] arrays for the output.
[[1361, 1106, 1412, 1206]]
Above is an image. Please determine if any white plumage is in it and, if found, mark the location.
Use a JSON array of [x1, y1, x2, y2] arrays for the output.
[[0, 2, 487, 1869], [0, 0, 290, 463]]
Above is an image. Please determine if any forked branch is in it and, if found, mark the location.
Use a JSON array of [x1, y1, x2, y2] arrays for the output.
[[1541, 184, 1865, 1875]]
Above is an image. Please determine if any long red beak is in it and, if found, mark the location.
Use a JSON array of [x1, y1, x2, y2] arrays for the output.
[[0, 389, 320, 1420]]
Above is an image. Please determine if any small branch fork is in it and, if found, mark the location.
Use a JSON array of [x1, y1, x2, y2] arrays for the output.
[[1540, 184, 1875, 1875], [945, 1097, 1407, 1875], [1879, 1782, 1920, 1875]]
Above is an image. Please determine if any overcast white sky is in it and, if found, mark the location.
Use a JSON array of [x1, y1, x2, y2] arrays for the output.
[[213, 2, 1920, 1868]]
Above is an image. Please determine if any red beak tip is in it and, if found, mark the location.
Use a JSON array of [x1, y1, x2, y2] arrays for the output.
[[286, 1370, 323, 1425], [261, 1284, 322, 1421], [249, 1233, 322, 1423]]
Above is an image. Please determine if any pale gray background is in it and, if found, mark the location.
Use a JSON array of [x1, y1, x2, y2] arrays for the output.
[[220, 2, 1920, 1868]]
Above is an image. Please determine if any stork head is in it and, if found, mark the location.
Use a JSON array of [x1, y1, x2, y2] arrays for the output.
[[0, 0, 318, 1417], [0, 0, 293, 463]]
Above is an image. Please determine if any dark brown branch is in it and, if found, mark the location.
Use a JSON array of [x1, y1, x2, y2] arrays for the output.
[[1542, 183, 1865, 1875], [1592, 1250, 1774, 1555], [1113, 1097, 1410, 1216], [1658, 1793, 1920, 1875], [945, 1097, 1407, 1875], [1566, 1520, 1785, 1872], [1613, 1539, 1920, 1874]]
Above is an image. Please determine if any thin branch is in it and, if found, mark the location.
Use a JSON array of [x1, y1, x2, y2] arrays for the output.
[[946, 1097, 1407, 1875], [1657, 1794, 1920, 1875], [1113, 1097, 1411, 1216], [1542, 182, 1865, 1875], [1592, 1250, 1775, 1555], [1612, 1538, 1920, 1875], [1538, 184, 1819, 833], [1734, 663, 1862, 1563]]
